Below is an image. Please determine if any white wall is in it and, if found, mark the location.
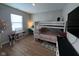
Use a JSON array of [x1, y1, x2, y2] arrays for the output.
[[63, 3, 79, 54], [32, 10, 63, 22]]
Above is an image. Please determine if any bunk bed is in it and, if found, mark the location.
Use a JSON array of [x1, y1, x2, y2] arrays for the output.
[[34, 21, 66, 43]]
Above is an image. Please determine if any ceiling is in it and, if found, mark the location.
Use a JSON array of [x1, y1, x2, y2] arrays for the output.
[[4, 3, 67, 14]]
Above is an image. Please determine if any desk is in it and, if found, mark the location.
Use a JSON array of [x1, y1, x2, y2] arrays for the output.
[[15, 31, 26, 39], [8, 31, 26, 46]]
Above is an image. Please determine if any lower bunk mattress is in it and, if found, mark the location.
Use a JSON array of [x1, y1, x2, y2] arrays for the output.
[[39, 34, 57, 43]]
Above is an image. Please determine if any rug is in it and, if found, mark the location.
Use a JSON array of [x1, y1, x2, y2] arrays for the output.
[[38, 40, 56, 56]]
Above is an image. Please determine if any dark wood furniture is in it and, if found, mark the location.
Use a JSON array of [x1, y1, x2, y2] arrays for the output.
[[8, 33, 16, 46], [57, 36, 79, 56]]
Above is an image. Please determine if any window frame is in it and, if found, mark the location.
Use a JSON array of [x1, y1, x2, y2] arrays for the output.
[[10, 13, 23, 32]]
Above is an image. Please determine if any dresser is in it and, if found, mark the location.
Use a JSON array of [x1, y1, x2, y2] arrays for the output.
[[57, 36, 78, 56]]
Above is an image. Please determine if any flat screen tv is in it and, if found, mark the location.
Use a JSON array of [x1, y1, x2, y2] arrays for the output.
[[67, 6, 79, 38]]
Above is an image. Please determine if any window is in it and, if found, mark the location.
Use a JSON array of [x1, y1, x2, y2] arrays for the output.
[[11, 14, 23, 31]]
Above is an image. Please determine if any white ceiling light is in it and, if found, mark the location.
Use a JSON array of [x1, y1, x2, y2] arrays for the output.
[[32, 3, 35, 6]]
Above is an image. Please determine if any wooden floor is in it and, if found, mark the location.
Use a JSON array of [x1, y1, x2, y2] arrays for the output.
[[0, 35, 55, 56]]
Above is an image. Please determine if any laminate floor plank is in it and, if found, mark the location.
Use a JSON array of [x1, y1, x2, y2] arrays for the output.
[[0, 35, 55, 56]]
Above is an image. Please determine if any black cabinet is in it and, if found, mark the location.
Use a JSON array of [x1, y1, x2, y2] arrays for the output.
[[57, 36, 78, 56]]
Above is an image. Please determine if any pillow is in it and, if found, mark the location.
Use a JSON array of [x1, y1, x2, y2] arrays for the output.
[[39, 28, 48, 33]]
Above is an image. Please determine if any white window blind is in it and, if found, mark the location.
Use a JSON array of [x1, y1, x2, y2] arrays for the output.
[[11, 14, 23, 31]]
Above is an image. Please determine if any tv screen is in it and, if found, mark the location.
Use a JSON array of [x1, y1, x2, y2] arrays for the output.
[[67, 7, 79, 38]]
